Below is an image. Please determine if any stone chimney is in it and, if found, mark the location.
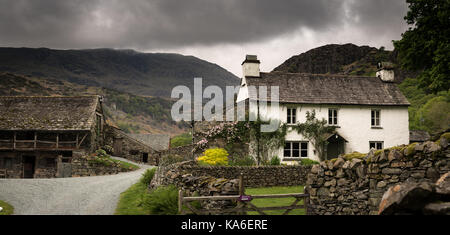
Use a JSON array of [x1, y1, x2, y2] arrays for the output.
[[376, 62, 395, 82], [242, 55, 260, 77]]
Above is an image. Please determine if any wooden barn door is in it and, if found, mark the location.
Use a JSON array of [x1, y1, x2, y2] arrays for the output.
[[113, 138, 123, 157], [23, 156, 36, 178]]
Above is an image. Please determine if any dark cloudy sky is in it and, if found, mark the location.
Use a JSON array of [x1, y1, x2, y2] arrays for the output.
[[0, 0, 409, 76]]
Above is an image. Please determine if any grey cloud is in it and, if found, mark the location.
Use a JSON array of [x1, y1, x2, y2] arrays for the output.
[[0, 0, 407, 49]]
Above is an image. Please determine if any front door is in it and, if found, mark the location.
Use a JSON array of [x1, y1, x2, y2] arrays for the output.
[[326, 135, 346, 160], [23, 156, 36, 178]]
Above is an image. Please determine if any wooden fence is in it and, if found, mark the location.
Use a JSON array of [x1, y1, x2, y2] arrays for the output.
[[178, 174, 309, 215]]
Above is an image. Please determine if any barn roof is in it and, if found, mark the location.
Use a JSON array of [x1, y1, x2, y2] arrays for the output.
[[245, 72, 410, 106], [128, 134, 171, 151], [0, 96, 100, 131]]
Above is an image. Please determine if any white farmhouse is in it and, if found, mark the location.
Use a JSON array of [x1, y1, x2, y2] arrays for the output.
[[237, 55, 410, 163]]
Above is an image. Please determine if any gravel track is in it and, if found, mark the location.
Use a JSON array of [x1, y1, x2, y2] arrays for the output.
[[0, 158, 151, 215]]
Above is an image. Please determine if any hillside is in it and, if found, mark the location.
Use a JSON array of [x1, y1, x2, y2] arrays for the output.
[[0, 47, 240, 97], [0, 72, 189, 135], [273, 43, 417, 83]]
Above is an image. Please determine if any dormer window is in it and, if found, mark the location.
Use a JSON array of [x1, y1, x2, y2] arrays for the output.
[[287, 108, 296, 124], [328, 109, 338, 126]]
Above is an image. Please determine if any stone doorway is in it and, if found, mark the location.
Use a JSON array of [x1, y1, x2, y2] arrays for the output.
[[143, 153, 149, 163], [113, 138, 123, 157], [23, 156, 36, 178]]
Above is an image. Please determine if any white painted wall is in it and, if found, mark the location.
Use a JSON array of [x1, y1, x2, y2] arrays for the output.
[[245, 102, 409, 162]]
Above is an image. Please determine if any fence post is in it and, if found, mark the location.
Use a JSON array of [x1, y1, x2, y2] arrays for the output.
[[238, 173, 245, 215], [178, 190, 184, 215], [304, 196, 309, 215]]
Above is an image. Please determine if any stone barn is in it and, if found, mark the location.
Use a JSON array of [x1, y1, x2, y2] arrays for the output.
[[104, 125, 160, 165], [0, 96, 106, 178]]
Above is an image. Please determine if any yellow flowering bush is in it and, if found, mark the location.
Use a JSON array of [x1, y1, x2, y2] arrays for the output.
[[197, 148, 229, 166]]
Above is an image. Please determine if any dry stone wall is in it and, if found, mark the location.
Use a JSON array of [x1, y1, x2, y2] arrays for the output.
[[305, 135, 450, 215], [151, 160, 310, 189], [71, 155, 136, 177]]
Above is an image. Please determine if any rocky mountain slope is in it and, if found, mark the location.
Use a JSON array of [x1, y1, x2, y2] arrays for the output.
[[273, 43, 417, 83], [0, 47, 240, 97]]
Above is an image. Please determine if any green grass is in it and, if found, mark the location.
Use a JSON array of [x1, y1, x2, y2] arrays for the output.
[[0, 200, 14, 215], [89, 156, 140, 171], [115, 181, 150, 215], [245, 185, 305, 215], [111, 158, 140, 171], [170, 132, 192, 147]]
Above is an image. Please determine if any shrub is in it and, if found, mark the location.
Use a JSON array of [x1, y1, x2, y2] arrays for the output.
[[140, 168, 157, 186], [95, 149, 109, 158], [101, 145, 114, 155], [197, 148, 229, 166], [230, 156, 256, 166], [144, 185, 179, 215], [300, 158, 320, 166], [270, 156, 281, 166]]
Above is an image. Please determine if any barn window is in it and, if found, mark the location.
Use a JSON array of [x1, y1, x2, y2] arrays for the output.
[[3, 158, 12, 169], [46, 158, 56, 167]]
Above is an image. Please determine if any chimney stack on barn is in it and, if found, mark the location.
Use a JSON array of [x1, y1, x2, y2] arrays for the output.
[[376, 62, 395, 82], [242, 55, 261, 78]]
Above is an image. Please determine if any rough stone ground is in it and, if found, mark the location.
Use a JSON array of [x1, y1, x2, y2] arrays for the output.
[[0, 157, 151, 215]]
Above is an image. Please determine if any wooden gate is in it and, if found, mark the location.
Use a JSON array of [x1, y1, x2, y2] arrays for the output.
[[57, 161, 72, 178], [178, 175, 309, 215], [113, 138, 123, 157]]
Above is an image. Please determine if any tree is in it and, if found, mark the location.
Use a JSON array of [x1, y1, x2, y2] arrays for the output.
[[292, 110, 337, 161], [417, 96, 450, 133], [393, 0, 450, 93]]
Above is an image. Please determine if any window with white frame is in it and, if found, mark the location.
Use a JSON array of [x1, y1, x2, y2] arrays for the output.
[[328, 109, 338, 125], [287, 108, 297, 124], [369, 141, 384, 150], [284, 142, 308, 158], [371, 109, 381, 127]]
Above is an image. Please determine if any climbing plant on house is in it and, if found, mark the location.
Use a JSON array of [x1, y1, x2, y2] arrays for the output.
[[292, 110, 337, 161], [249, 115, 288, 166]]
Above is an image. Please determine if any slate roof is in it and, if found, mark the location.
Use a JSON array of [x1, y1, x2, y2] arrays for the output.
[[245, 72, 410, 106], [409, 130, 430, 143], [0, 96, 100, 131], [128, 134, 171, 151]]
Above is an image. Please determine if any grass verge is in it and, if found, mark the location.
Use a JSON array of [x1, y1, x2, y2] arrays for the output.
[[115, 181, 150, 215], [245, 185, 305, 215], [115, 168, 156, 215], [0, 200, 14, 215]]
